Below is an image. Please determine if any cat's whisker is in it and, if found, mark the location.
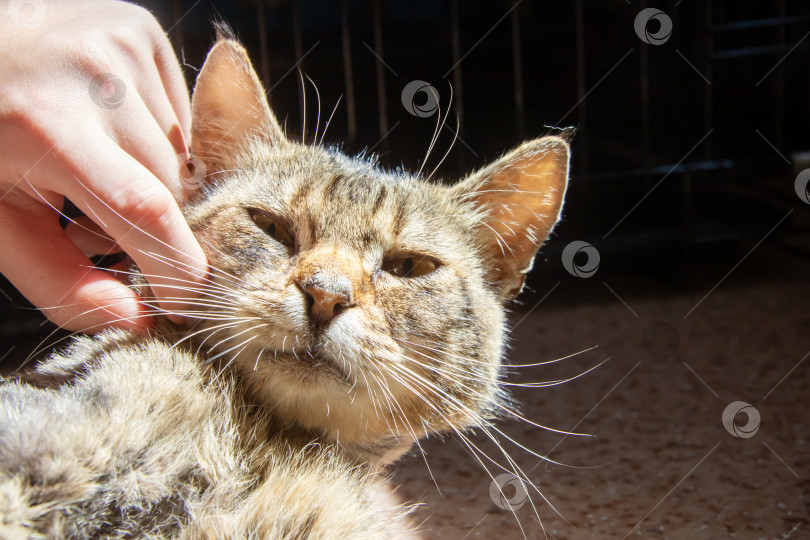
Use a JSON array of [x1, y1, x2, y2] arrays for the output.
[[366, 362, 441, 492], [195, 323, 239, 356], [425, 111, 460, 183], [305, 75, 322, 145], [395, 336, 599, 368], [395, 347, 598, 436], [27, 287, 243, 327], [389, 358, 588, 498], [213, 336, 259, 380], [89, 271, 240, 302], [136, 293, 241, 312], [388, 359, 587, 464], [134, 298, 247, 319], [205, 329, 266, 366], [383, 362, 566, 537], [139, 301, 242, 317], [101, 264, 246, 299], [298, 68, 307, 145], [449, 424, 538, 538], [380, 363, 537, 536], [252, 347, 266, 371], [366, 362, 415, 443], [20, 307, 163, 370], [356, 367, 383, 419], [398, 340, 605, 390], [19, 280, 192, 366], [194, 236, 256, 282], [417, 86, 444, 177], [170, 320, 252, 350], [65, 176, 207, 270], [363, 362, 397, 421], [368, 367, 449, 486], [18, 183, 246, 300], [204, 322, 266, 352], [140, 249, 259, 294], [319, 95, 343, 146], [125, 285, 243, 307]]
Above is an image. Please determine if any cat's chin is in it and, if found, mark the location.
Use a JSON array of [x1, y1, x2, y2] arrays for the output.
[[233, 351, 419, 464]]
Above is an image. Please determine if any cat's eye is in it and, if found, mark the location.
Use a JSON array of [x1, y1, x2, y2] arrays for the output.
[[382, 255, 439, 278], [250, 211, 294, 248]]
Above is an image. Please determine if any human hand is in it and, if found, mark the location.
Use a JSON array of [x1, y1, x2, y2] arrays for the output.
[[0, 0, 207, 332]]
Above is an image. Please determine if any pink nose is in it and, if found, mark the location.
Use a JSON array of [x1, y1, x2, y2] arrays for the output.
[[299, 272, 353, 325]]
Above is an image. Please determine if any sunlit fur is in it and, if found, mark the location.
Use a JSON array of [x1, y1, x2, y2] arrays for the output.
[[182, 140, 509, 466], [0, 35, 570, 538]]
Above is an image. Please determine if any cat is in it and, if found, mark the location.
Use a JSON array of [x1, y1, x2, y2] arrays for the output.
[[0, 31, 570, 538]]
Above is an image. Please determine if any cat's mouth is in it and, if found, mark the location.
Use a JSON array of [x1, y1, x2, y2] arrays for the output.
[[281, 349, 351, 382]]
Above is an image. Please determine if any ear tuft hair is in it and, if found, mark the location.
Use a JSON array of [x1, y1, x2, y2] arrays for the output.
[[213, 21, 236, 42]]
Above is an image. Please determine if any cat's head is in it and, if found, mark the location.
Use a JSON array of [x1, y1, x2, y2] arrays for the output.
[[178, 38, 569, 464]]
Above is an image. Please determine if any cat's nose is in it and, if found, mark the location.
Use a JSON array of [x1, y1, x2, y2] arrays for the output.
[[298, 272, 354, 326]]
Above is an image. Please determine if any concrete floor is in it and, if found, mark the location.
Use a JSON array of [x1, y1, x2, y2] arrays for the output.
[[392, 244, 809, 539]]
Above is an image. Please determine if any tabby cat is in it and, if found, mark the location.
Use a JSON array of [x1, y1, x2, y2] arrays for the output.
[[0, 34, 570, 538]]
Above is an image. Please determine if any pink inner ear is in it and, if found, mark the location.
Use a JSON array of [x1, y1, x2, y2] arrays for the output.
[[463, 137, 570, 299], [484, 161, 567, 256], [190, 39, 285, 175]]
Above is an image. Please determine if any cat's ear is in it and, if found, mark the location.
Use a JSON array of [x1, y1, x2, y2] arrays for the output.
[[453, 136, 570, 301], [190, 38, 287, 175]]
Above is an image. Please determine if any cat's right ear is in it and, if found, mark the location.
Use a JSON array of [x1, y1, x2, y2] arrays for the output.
[[190, 38, 287, 177], [452, 136, 570, 301]]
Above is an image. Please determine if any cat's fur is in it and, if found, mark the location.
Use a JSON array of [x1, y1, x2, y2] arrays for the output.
[[0, 35, 570, 538]]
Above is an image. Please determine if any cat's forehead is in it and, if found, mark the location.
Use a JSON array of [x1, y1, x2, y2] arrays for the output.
[[188, 144, 474, 254], [240, 146, 457, 227]]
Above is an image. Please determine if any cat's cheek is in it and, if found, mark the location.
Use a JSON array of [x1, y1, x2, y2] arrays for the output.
[[219, 281, 310, 348]]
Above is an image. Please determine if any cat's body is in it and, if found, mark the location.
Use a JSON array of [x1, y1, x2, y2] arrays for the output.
[[0, 34, 570, 538], [1, 331, 408, 538]]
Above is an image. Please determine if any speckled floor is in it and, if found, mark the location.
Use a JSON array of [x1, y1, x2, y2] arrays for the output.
[[392, 245, 809, 539]]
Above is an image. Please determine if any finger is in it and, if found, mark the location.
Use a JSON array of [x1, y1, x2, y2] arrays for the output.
[[0, 201, 151, 332], [107, 93, 188, 201], [126, 50, 188, 161], [64, 216, 119, 257], [111, 3, 191, 146], [151, 24, 192, 143], [44, 130, 207, 323]]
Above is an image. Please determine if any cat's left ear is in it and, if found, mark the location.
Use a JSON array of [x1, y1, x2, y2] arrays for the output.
[[190, 38, 287, 178], [453, 136, 570, 301]]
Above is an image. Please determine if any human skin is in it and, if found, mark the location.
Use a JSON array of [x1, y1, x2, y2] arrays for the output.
[[0, 0, 207, 332]]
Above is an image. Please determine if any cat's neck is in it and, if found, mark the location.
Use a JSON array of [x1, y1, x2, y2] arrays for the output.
[[223, 369, 414, 470]]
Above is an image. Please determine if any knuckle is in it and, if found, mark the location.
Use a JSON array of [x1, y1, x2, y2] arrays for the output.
[[114, 8, 161, 61], [115, 3, 163, 51], [112, 184, 175, 230], [68, 37, 116, 78]]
